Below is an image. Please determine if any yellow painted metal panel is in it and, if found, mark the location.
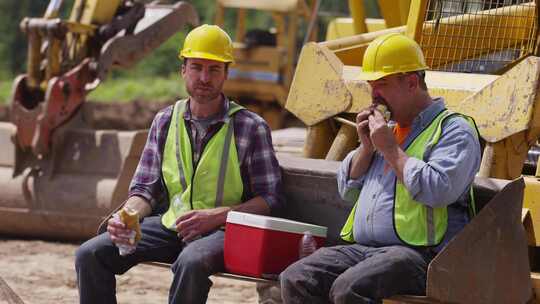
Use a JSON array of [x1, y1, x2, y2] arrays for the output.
[[406, 0, 428, 38], [285, 43, 352, 125], [378, 0, 410, 27], [523, 176, 540, 246], [288, 41, 540, 140], [453, 56, 540, 142], [326, 18, 387, 41], [348, 0, 367, 34], [217, 0, 298, 12], [70, 0, 121, 25], [344, 68, 497, 113], [344, 57, 540, 143], [91, 0, 121, 25]]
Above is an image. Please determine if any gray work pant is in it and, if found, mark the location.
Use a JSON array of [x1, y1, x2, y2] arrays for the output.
[[280, 244, 435, 304], [75, 216, 225, 304]]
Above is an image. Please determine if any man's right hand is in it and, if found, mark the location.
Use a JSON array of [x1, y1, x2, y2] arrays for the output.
[[107, 214, 136, 246], [356, 108, 375, 153], [349, 107, 376, 179]]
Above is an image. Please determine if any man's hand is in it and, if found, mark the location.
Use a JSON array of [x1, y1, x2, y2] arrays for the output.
[[356, 108, 374, 153], [107, 214, 136, 246], [368, 109, 396, 153], [175, 207, 229, 242]]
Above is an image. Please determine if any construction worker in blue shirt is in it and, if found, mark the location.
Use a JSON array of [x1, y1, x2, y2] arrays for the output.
[[280, 33, 481, 304]]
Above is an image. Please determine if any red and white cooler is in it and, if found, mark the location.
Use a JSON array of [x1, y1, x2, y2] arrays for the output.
[[224, 211, 327, 278]]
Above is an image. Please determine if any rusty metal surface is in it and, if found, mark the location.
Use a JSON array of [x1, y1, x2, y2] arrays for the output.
[[0, 120, 147, 241], [11, 59, 92, 156], [452, 56, 540, 143], [287, 37, 540, 144], [285, 42, 352, 126], [425, 178, 531, 304]]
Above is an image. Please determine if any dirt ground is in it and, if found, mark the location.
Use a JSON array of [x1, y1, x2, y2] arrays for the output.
[[0, 238, 258, 304], [0, 100, 304, 304]]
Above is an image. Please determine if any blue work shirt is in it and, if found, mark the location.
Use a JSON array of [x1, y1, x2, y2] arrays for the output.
[[337, 99, 481, 251]]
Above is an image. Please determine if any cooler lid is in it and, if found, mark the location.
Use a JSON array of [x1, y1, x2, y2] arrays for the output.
[[226, 211, 327, 237]]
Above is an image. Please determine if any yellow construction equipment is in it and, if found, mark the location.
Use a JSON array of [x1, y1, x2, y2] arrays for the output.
[[0, 0, 198, 240], [214, 0, 319, 129], [286, 0, 540, 302], [2, 0, 540, 302]]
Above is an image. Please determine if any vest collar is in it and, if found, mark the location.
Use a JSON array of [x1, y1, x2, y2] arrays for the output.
[[182, 94, 233, 124]]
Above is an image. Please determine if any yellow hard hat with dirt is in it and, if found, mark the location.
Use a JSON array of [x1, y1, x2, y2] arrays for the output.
[[179, 24, 234, 63], [359, 33, 428, 81]]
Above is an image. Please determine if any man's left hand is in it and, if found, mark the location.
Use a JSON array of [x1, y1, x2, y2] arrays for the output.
[[175, 208, 227, 242], [368, 110, 396, 154]]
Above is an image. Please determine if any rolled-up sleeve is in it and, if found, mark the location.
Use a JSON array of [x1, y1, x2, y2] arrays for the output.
[[337, 149, 365, 203], [128, 108, 171, 211], [403, 117, 481, 207]]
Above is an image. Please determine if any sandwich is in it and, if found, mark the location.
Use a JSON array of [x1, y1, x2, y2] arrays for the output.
[[119, 207, 142, 244], [375, 104, 391, 122]]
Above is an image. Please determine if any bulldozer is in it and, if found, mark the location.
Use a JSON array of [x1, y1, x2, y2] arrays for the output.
[[282, 0, 540, 302], [214, 0, 319, 130], [0, 0, 539, 302]]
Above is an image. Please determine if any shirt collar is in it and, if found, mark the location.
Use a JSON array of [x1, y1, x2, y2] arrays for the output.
[[183, 94, 231, 124], [411, 97, 446, 130]]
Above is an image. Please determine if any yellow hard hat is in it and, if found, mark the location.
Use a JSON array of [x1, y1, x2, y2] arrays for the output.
[[359, 33, 428, 81], [179, 24, 234, 63]]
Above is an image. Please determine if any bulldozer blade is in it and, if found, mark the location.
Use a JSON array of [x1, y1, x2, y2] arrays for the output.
[[424, 178, 531, 304], [285, 42, 352, 126]]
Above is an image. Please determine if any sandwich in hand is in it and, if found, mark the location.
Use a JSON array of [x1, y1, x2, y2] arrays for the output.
[[118, 207, 142, 245], [375, 104, 391, 122]]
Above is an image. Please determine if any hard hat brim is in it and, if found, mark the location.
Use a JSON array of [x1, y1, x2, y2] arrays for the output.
[[180, 50, 234, 64], [357, 71, 391, 81], [358, 68, 428, 81]]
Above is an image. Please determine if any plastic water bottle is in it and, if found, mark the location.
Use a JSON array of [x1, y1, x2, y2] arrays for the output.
[[112, 213, 136, 256], [117, 230, 136, 256], [299, 231, 318, 258]]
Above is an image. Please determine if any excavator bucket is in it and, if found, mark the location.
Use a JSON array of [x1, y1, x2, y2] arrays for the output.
[[0, 1, 198, 241], [0, 113, 148, 240]]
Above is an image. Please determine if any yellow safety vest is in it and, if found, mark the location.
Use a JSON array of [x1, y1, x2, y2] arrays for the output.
[[161, 99, 244, 230], [340, 110, 478, 246]]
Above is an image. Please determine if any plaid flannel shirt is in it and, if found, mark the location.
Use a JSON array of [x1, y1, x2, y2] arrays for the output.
[[128, 97, 285, 214]]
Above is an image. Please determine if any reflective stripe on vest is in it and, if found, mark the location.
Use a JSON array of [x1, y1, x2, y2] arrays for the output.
[[161, 100, 244, 230], [340, 110, 479, 246]]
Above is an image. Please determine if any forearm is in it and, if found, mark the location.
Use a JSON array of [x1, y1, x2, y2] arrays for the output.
[[201, 196, 271, 228], [349, 146, 375, 179], [381, 145, 409, 183], [123, 195, 153, 218]]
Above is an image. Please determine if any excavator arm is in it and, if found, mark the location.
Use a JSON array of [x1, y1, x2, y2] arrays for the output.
[[10, 0, 198, 167]]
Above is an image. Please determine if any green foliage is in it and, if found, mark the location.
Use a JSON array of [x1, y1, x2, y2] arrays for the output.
[[0, 81, 12, 104], [0, 0, 362, 104], [113, 32, 185, 78], [87, 75, 186, 103]]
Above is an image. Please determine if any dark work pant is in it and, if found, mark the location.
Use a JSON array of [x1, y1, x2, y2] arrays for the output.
[[75, 216, 226, 304], [280, 244, 435, 304]]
